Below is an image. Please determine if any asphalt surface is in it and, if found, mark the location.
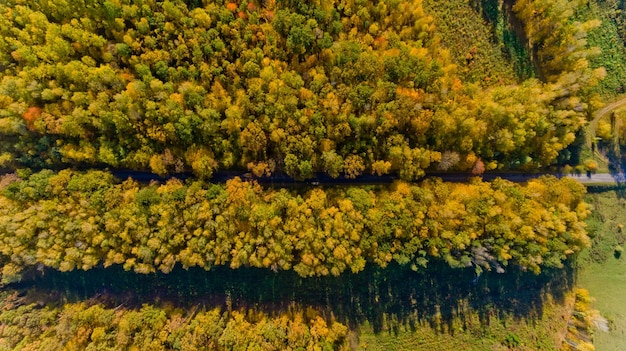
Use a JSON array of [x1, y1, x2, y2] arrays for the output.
[[107, 170, 626, 186], [3, 166, 624, 187], [563, 172, 626, 184]]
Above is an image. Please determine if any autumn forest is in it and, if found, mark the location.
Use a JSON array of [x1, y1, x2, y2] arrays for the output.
[[0, 0, 615, 349]]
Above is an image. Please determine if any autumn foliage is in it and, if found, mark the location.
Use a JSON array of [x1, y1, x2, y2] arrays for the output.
[[0, 171, 588, 281], [0, 0, 601, 178], [22, 107, 41, 131], [0, 0, 602, 346], [0, 291, 349, 351]]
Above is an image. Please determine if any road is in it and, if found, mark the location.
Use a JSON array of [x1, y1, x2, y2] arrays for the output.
[[593, 94, 626, 123], [108, 169, 626, 186], [588, 93, 626, 146], [563, 172, 626, 184], [426, 172, 626, 185]]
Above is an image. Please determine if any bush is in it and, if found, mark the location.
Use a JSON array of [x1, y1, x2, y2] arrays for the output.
[[504, 332, 521, 347], [614, 245, 623, 259]]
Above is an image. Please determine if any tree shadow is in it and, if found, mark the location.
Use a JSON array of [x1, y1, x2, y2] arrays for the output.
[[585, 141, 626, 196], [605, 144, 626, 180], [10, 260, 575, 335]]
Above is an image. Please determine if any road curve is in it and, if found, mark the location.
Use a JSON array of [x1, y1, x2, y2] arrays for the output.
[[594, 95, 626, 121], [588, 93, 626, 145]]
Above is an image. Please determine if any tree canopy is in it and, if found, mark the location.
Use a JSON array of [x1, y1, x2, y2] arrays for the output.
[[0, 290, 349, 351], [0, 0, 603, 179], [0, 170, 589, 280], [0, 0, 603, 347]]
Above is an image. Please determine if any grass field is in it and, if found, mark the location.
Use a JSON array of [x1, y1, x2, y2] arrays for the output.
[[352, 262, 577, 350], [357, 295, 572, 351], [578, 191, 626, 351]]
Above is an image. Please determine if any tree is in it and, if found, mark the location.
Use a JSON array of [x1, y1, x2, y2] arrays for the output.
[[240, 121, 267, 160], [321, 150, 344, 178], [471, 158, 485, 175], [343, 155, 365, 179]]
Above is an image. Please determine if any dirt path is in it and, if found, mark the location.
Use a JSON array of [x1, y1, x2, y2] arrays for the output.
[[589, 94, 626, 144], [595, 95, 626, 120]]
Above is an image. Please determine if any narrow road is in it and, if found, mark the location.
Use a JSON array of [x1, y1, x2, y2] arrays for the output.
[[437, 172, 626, 185], [588, 94, 626, 146], [593, 95, 626, 122], [108, 170, 626, 186], [563, 172, 626, 184]]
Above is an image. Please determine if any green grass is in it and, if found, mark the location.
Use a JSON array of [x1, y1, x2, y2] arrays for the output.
[[577, 1, 626, 99], [357, 296, 571, 351], [577, 191, 626, 350]]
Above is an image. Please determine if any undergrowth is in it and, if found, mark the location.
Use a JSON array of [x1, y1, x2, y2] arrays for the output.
[[422, 0, 528, 85], [357, 294, 572, 350]]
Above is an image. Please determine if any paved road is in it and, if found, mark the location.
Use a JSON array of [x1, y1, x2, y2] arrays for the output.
[[563, 172, 626, 184], [437, 172, 626, 185], [4, 165, 624, 186], [108, 169, 626, 186]]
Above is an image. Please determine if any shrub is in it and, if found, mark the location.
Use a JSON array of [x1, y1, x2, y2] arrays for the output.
[[504, 332, 521, 348], [614, 245, 623, 259]]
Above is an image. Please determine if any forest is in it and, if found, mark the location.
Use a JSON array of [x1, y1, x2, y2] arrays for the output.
[[0, 170, 588, 280], [0, 290, 350, 351], [0, 0, 612, 349], [0, 0, 604, 179]]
